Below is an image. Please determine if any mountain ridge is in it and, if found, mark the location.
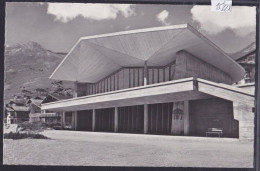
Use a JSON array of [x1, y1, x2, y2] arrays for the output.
[[4, 41, 73, 104]]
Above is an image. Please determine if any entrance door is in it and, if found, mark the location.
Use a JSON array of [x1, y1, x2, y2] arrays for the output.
[[171, 102, 184, 135]]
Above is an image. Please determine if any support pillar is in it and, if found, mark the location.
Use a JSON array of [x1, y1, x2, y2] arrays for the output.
[[183, 101, 189, 135], [71, 111, 78, 131], [114, 107, 118, 132], [144, 104, 148, 134], [144, 61, 148, 86], [74, 81, 78, 98], [92, 109, 96, 131], [61, 112, 64, 128]]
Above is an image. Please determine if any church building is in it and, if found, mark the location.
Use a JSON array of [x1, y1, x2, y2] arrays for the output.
[[41, 24, 254, 140]]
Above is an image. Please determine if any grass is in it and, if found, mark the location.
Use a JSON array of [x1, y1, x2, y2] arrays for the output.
[[4, 131, 49, 140]]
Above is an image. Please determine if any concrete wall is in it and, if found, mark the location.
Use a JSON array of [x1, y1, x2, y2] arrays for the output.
[[75, 82, 88, 97], [236, 83, 255, 94], [175, 51, 232, 85], [233, 102, 254, 140]]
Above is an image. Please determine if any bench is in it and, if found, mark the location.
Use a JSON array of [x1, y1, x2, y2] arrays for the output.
[[206, 128, 223, 137]]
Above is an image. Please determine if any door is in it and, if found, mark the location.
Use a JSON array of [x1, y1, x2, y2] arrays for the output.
[[171, 102, 184, 135]]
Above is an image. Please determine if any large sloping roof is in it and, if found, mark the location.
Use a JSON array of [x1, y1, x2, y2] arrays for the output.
[[50, 24, 245, 83]]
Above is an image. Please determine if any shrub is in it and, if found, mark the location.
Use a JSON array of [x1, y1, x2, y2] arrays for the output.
[[18, 121, 62, 131], [4, 131, 49, 140]]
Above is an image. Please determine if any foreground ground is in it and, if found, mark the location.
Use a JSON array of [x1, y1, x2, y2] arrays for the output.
[[3, 130, 253, 167]]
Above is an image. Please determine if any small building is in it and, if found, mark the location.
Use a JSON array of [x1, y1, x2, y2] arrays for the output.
[[41, 94, 72, 127], [6, 95, 30, 124], [232, 42, 255, 84], [41, 24, 255, 140], [6, 106, 29, 124]]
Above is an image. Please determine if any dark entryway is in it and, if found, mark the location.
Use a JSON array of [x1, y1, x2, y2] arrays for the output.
[[95, 108, 114, 132], [118, 105, 144, 133], [189, 98, 239, 138], [77, 110, 92, 131], [148, 102, 172, 135]]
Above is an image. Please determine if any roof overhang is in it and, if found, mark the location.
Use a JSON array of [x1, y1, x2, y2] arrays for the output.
[[41, 77, 254, 112], [50, 24, 245, 83]]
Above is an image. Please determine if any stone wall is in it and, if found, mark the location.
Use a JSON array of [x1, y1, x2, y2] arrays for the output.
[[233, 102, 254, 140]]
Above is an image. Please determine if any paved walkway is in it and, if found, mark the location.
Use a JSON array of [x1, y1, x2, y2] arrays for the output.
[[3, 130, 254, 167]]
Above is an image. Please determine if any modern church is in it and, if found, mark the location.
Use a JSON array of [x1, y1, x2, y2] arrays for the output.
[[41, 24, 255, 140]]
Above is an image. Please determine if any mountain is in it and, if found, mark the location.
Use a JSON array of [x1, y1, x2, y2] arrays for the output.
[[4, 41, 73, 104]]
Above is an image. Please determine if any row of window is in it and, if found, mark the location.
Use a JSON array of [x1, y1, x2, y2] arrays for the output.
[[86, 61, 176, 95]]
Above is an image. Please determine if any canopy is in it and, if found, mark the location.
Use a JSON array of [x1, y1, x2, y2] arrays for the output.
[[50, 24, 245, 83]]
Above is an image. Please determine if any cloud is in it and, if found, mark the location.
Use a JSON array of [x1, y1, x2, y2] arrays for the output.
[[190, 6, 255, 37], [45, 3, 135, 22], [157, 10, 170, 25]]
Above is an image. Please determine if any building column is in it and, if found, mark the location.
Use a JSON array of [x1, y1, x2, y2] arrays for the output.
[[71, 111, 78, 130], [114, 107, 118, 132], [74, 111, 78, 131], [92, 109, 96, 131], [74, 81, 78, 98], [61, 112, 65, 129], [183, 101, 189, 135], [144, 61, 148, 86], [144, 104, 148, 134]]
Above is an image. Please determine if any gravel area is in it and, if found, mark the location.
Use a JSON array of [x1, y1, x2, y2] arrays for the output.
[[3, 130, 254, 167]]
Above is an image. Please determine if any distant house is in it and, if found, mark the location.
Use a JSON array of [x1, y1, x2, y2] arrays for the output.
[[6, 96, 30, 124], [40, 94, 72, 127], [231, 42, 256, 85], [236, 51, 255, 84], [6, 105, 29, 124]]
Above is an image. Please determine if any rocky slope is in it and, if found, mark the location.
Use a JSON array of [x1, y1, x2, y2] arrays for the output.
[[4, 41, 72, 103]]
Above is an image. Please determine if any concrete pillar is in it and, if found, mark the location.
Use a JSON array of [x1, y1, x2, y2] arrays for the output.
[[114, 107, 118, 132], [74, 82, 78, 98], [61, 112, 65, 129], [92, 109, 96, 131], [144, 104, 148, 133], [144, 61, 148, 86], [71, 111, 78, 130], [74, 111, 78, 131], [71, 112, 75, 130], [183, 101, 189, 135]]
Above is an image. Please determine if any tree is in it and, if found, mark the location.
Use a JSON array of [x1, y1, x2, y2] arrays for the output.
[[51, 81, 66, 96]]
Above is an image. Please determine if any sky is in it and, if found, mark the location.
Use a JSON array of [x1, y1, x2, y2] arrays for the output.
[[5, 2, 256, 53]]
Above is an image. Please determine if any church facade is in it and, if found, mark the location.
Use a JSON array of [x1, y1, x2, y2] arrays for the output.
[[41, 24, 254, 140]]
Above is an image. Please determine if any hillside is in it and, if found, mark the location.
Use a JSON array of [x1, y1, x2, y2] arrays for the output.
[[4, 41, 73, 103]]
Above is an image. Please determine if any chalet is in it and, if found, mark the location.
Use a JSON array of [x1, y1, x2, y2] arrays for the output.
[[6, 95, 30, 124], [40, 94, 72, 126], [41, 24, 255, 140], [236, 49, 255, 84], [6, 106, 29, 124]]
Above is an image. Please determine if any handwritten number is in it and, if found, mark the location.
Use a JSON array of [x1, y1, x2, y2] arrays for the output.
[[215, 1, 231, 12]]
